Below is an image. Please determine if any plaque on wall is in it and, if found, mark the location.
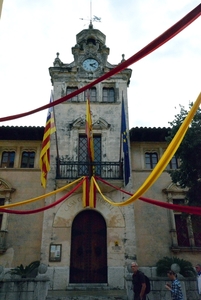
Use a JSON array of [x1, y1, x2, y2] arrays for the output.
[[49, 244, 62, 262]]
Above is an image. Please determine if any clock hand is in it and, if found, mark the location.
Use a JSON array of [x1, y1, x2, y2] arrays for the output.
[[90, 63, 96, 67]]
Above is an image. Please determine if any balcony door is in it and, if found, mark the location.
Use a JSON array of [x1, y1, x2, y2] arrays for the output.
[[78, 135, 101, 176], [70, 210, 107, 283]]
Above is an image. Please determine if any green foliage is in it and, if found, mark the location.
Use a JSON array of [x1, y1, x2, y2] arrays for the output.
[[156, 256, 196, 277], [10, 261, 40, 278], [166, 103, 201, 206]]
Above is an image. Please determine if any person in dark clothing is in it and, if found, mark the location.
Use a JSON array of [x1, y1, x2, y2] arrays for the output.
[[131, 262, 146, 300], [195, 264, 201, 299]]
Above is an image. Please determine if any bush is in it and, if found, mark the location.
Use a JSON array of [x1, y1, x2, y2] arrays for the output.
[[156, 257, 196, 277], [9, 261, 40, 278]]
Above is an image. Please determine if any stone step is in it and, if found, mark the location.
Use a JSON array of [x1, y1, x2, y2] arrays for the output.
[[46, 289, 127, 300]]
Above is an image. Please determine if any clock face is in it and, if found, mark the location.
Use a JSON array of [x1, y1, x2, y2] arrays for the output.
[[82, 58, 99, 72]]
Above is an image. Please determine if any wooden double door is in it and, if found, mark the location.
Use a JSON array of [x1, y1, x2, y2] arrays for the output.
[[70, 210, 107, 283]]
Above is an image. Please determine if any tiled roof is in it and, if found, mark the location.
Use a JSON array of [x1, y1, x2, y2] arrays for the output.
[[0, 126, 44, 140], [0, 126, 171, 142], [129, 127, 170, 142]]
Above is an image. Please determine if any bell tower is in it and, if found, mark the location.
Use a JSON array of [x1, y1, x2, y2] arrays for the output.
[[41, 23, 136, 290], [72, 22, 109, 72]]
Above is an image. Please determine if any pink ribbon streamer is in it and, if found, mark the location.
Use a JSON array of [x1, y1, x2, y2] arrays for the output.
[[0, 177, 85, 214], [0, 4, 200, 122]]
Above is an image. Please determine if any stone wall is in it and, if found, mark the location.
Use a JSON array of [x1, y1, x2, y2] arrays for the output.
[[126, 266, 199, 300], [0, 275, 199, 300], [126, 275, 199, 300], [0, 265, 199, 300], [0, 264, 50, 300], [0, 277, 50, 300]]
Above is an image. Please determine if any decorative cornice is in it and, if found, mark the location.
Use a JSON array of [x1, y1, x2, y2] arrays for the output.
[[0, 178, 16, 193], [70, 117, 110, 130], [162, 182, 188, 194]]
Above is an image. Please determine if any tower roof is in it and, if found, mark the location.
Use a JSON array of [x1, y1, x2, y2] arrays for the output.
[[75, 23, 107, 50]]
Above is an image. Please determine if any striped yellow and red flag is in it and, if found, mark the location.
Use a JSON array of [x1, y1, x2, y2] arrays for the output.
[[85, 96, 94, 163], [40, 91, 56, 188]]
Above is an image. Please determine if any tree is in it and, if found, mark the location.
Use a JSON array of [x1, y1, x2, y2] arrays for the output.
[[166, 102, 201, 206]]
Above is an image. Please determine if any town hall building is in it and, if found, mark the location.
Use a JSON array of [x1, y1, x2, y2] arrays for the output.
[[0, 21, 200, 298]]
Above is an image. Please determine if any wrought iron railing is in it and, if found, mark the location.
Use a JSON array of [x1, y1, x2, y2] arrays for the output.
[[56, 160, 123, 180]]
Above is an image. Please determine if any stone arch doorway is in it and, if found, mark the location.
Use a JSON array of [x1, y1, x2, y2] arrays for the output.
[[69, 209, 107, 283]]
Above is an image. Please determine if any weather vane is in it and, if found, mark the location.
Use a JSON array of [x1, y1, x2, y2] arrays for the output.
[[79, 0, 101, 26]]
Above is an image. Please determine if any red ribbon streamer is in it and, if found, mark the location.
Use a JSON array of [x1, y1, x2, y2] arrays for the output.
[[0, 4, 200, 122], [0, 177, 85, 214], [95, 176, 201, 215]]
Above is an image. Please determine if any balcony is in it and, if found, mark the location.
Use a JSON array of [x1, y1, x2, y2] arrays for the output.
[[56, 160, 124, 192]]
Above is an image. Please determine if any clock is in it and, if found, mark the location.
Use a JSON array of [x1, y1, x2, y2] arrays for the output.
[[82, 58, 99, 72]]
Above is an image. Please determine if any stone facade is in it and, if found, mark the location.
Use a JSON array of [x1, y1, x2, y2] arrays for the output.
[[0, 22, 200, 298], [0, 139, 44, 267], [41, 22, 135, 288], [131, 137, 201, 267]]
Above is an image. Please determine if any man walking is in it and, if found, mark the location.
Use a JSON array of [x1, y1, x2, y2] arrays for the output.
[[131, 262, 146, 300], [195, 264, 201, 299]]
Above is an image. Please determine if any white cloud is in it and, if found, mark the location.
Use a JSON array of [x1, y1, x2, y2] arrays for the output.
[[0, 0, 200, 128]]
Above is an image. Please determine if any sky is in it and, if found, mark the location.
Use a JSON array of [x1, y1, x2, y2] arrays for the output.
[[0, 0, 200, 129]]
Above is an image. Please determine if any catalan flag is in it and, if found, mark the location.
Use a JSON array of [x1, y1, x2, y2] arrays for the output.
[[121, 97, 130, 185], [40, 91, 56, 188], [86, 96, 94, 164]]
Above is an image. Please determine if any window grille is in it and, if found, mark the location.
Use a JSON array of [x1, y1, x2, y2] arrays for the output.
[[78, 135, 101, 175]]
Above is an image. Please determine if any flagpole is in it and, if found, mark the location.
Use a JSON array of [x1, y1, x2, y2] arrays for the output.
[[86, 89, 91, 178], [119, 92, 123, 163], [120, 93, 130, 185], [52, 91, 60, 178], [90, 0, 92, 24]]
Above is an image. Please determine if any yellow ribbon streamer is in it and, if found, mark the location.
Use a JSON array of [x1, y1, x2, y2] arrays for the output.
[[89, 176, 95, 208], [82, 176, 87, 207], [0, 177, 85, 208], [2, 93, 200, 209], [93, 92, 201, 206]]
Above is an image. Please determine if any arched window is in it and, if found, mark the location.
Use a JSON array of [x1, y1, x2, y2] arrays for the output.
[[145, 152, 158, 169], [166, 156, 179, 169], [1, 151, 15, 168], [102, 87, 115, 102], [84, 87, 97, 102], [21, 151, 35, 168], [66, 87, 78, 102]]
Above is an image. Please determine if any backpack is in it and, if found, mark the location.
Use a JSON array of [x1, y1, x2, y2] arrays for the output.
[[144, 275, 151, 294], [132, 271, 151, 294]]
